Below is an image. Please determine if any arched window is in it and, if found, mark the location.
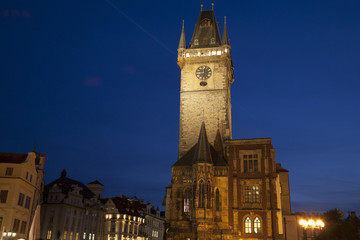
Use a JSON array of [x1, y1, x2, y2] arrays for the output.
[[184, 188, 191, 214], [254, 217, 261, 233], [198, 180, 205, 208], [245, 217, 252, 233], [206, 181, 211, 208], [215, 189, 220, 211]]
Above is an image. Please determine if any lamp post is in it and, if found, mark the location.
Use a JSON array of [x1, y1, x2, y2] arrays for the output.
[[2, 230, 16, 240], [298, 219, 324, 240]]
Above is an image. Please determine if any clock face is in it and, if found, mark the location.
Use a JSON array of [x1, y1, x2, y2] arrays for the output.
[[195, 66, 212, 80]]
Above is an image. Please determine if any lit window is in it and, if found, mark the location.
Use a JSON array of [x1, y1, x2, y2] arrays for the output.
[[243, 154, 258, 173], [245, 186, 260, 203], [217, 50, 221, 55], [75, 233, 79, 240], [183, 188, 191, 213], [186, 53, 190, 57], [212, 51, 216, 55], [47, 230, 52, 239], [225, 48, 228, 53], [254, 217, 261, 233], [63, 231, 67, 240], [245, 217, 252, 233], [69, 232, 73, 240], [83, 233, 86, 240]]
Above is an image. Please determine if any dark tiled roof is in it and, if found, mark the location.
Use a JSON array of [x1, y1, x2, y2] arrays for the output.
[[276, 163, 289, 172], [44, 175, 96, 200], [110, 196, 146, 217], [173, 123, 227, 167], [0, 152, 28, 163], [88, 180, 104, 186], [190, 10, 222, 48]]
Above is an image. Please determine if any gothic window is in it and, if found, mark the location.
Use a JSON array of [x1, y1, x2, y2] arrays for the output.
[[245, 186, 260, 203], [243, 154, 258, 173], [215, 189, 220, 211], [254, 217, 261, 233], [184, 188, 191, 214], [198, 180, 205, 208], [244, 217, 252, 233], [206, 181, 211, 208]]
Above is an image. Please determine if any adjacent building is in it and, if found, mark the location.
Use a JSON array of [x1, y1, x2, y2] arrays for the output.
[[40, 170, 104, 240], [0, 150, 46, 240], [164, 6, 291, 240]]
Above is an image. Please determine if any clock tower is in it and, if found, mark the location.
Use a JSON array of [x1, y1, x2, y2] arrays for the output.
[[177, 9, 234, 158]]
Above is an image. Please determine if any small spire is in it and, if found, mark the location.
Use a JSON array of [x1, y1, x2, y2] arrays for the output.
[[212, 3, 214, 10], [33, 140, 37, 152], [61, 169, 67, 178], [201, 4, 203, 11], [222, 16, 230, 45], [178, 20, 186, 49]]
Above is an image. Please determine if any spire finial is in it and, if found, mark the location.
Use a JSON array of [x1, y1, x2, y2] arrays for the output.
[[201, 4, 203, 11], [182, 19, 184, 29], [33, 140, 37, 152], [212, 3, 214, 10], [224, 16, 227, 24]]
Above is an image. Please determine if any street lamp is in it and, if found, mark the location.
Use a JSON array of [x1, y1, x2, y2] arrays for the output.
[[299, 219, 325, 240]]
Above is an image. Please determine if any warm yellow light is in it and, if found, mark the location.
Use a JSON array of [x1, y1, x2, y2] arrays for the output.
[[308, 219, 316, 227], [299, 219, 308, 227], [316, 220, 325, 228]]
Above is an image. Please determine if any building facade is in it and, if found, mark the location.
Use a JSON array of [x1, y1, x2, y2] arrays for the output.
[[40, 170, 104, 240], [103, 196, 147, 240], [165, 7, 291, 240], [0, 150, 46, 240]]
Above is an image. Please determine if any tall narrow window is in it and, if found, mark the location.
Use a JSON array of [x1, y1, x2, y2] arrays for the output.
[[198, 180, 205, 208], [25, 196, 31, 209], [20, 221, 27, 234], [63, 231, 67, 240], [254, 217, 261, 233], [13, 219, 20, 232], [18, 193, 25, 206], [0, 190, 8, 203], [184, 188, 191, 213], [206, 181, 211, 208], [244, 217, 252, 233], [215, 189, 220, 211]]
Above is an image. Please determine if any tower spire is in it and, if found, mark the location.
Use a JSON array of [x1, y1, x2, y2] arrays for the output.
[[178, 20, 186, 49], [222, 16, 230, 45]]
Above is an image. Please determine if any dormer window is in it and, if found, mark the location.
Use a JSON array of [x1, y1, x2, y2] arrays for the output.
[[210, 38, 215, 44], [194, 39, 199, 46], [200, 19, 211, 27]]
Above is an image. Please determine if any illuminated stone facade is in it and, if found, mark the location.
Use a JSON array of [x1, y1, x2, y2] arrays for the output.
[[165, 8, 291, 240], [0, 150, 45, 240]]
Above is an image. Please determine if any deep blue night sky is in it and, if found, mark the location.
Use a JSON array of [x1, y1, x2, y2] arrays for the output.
[[1, 0, 360, 213]]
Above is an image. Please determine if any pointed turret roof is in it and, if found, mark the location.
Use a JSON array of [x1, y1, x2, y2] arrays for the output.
[[190, 10, 222, 48], [213, 129, 225, 158], [222, 16, 230, 45], [173, 123, 227, 167], [178, 20, 186, 49], [193, 122, 213, 164]]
